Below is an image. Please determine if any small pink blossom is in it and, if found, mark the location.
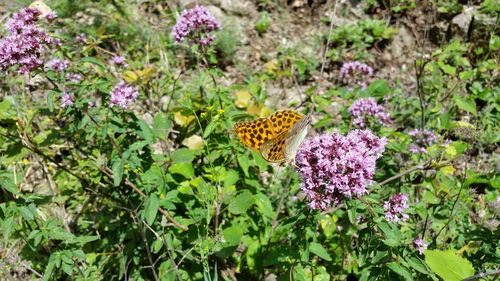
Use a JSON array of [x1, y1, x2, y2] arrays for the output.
[[109, 81, 139, 109], [384, 193, 409, 223]]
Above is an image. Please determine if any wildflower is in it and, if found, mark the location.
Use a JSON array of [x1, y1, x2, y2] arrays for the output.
[[46, 58, 69, 72], [60, 92, 74, 108], [413, 238, 428, 255], [0, 7, 52, 74], [46, 11, 57, 21], [66, 72, 83, 83], [384, 193, 409, 223], [408, 129, 438, 154], [75, 33, 87, 44], [110, 55, 128, 67], [340, 61, 374, 89], [109, 81, 139, 109], [171, 5, 221, 46], [295, 129, 387, 210], [348, 97, 392, 128]]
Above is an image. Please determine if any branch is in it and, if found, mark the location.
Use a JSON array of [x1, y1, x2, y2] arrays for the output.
[[461, 270, 500, 281]]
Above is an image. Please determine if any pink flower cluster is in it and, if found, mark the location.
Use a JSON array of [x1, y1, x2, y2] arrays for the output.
[[413, 238, 428, 255], [384, 193, 409, 223], [171, 6, 221, 46], [408, 129, 438, 154], [340, 61, 374, 89], [61, 92, 74, 108], [46, 58, 69, 72], [0, 8, 52, 74], [110, 55, 128, 67], [349, 97, 392, 128], [109, 81, 139, 109], [295, 129, 387, 210]]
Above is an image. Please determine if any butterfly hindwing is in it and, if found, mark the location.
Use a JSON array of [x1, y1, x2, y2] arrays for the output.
[[234, 118, 276, 151], [260, 131, 287, 163]]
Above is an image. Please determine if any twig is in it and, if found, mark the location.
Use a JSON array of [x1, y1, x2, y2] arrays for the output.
[[319, 0, 340, 78], [135, 214, 159, 281], [378, 164, 426, 186]]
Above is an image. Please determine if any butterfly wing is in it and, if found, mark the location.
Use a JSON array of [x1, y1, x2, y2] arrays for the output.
[[269, 110, 304, 135], [260, 131, 287, 163], [284, 115, 311, 161], [234, 118, 276, 151]]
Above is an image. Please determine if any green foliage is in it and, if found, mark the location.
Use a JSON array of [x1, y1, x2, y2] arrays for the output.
[[0, 1, 498, 280]]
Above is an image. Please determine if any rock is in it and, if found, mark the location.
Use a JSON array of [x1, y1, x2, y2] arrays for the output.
[[219, 0, 256, 17], [390, 26, 415, 60], [450, 6, 476, 37]]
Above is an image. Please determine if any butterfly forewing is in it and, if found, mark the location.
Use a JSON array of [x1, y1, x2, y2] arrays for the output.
[[234, 118, 276, 151], [269, 110, 304, 135]]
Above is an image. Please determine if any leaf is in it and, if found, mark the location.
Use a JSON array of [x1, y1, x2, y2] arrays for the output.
[[425, 249, 474, 281], [136, 120, 155, 143], [387, 262, 413, 281], [0, 98, 17, 122], [2, 216, 14, 241], [182, 135, 204, 150], [228, 190, 255, 214], [170, 148, 195, 163], [0, 172, 18, 194], [112, 159, 124, 186], [235, 90, 252, 108], [453, 96, 477, 115], [203, 120, 218, 138], [152, 113, 172, 139], [222, 224, 243, 246], [47, 91, 55, 112], [406, 257, 429, 274], [169, 163, 194, 179], [309, 242, 332, 261], [144, 194, 160, 225], [43, 259, 56, 281], [80, 57, 106, 71]]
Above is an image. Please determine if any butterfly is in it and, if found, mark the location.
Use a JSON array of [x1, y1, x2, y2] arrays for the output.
[[29, 1, 53, 17], [234, 110, 311, 163]]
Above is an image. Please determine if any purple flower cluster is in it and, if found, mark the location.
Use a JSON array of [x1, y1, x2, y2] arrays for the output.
[[296, 129, 387, 210], [66, 72, 83, 83], [384, 193, 409, 223], [0, 7, 52, 74], [413, 238, 428, 255], [340, 61, 374, 89], [75, 33, 87, 44], [171, 6, 221, 46], [349, 98, 392, 128], [46, 58, 69, 72], [109, 81, 139, 109], [110, 55, 128, 67], [408, 129, 438, 154], [60, 92, 74, 108]]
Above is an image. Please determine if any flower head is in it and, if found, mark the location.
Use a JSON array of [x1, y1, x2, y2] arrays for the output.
[[171, 5, 221, 46], [413, 238, 428, 255], [349, 98, 392, 128], [340, 61, 374, 89], [61, 92, 74, 108], [75, 33, 87, 44], [66, 72, 83, 83], [408, 129, 438, 154], [384, 193, 409, 223], [295, 129, 387, 210], [0, 7, 52, 74], [109, 81, 139, 109], [46, 11, 57, 21], [110, 55, 128, 67], [46, 58, 69, 72]]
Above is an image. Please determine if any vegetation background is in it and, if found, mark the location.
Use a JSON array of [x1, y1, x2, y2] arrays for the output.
[[0, 0, 498, 280]]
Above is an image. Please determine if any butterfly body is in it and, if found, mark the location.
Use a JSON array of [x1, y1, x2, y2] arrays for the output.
[[234, 110, 311, 164]]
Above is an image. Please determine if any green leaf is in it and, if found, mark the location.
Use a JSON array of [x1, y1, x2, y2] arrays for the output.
[[0, 172, 18, 194], [203, 119, 218, 138], [144, 194, 160, 225], [80, 57, 106, 71], [425, 249, 474, 281], [309, 242, 332, 261], [406, 256, 429, 274], [367, 80, 390, 96], [0, 98, 17, 122], [136, 120, 155, 143], [222, 224, 243, 246], [453, 96, 477, 115], [170, 148, 195, 163], [43, 259, 56, 281], [3, 216, 14, 241], [49, 228, 76, 241], [387, 262, 413, 281], [228, 190, 255, 214], [169, 162, 194, 179], [152, 113, 172, 139], [47, 91, 55, 112], [112, 159, 124, 186]]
